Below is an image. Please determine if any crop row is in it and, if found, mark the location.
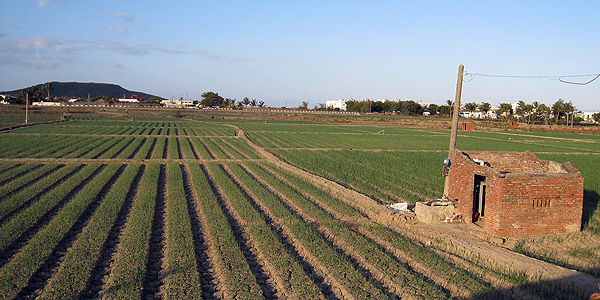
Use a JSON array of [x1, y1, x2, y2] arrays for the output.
[[12, 120, 236, 137], [246, 131, 450, 150], [0, 135, 261, 160], [206, 162, 326, 299], [232, 161, 446, 298], [0, 159, 512, 299], [252, 161, 493, 296], [271, 149, 447, 204], [0, 163, 121, 299]]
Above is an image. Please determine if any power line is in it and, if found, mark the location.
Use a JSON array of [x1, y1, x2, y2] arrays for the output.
[[464, 72, 600, 85]]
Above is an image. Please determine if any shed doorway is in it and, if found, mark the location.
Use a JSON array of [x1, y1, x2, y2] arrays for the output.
[[473, 174, 487, 222]]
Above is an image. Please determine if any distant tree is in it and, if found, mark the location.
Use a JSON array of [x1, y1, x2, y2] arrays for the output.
[[200, 91, 225, 107], [479, 102, 491, 113], [464, 102, 478, 113], [224, 98, 236, 108], [537, 103, 550, 125], [17, 86, 43, 105], [43, 82, 53, 101], [498, 103, 513, 119], [258, 101, 265, 108], [241, 97, 250, 107], [552, 99, 567, 124], [147, 97, 163, 103], [515, 100, 526, 121], [445, 99, 454, 117], [299, 101, 308, 110], [249, 98, 257, 107], [593, 112, 600, 123], [564, 101, 576, 127], [427, 104, 439, 115], [399, 100, 423, 115]]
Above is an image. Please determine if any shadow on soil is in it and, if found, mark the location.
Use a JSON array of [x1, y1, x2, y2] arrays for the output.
[[582, 189, 599, 230], [473, 273, 600, 300]]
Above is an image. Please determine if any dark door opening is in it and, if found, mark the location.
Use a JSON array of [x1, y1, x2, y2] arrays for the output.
[[473, 174, 487, 222]]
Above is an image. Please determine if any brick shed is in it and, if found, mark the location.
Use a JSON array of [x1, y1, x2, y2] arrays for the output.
[[447, 150, 584, 237]]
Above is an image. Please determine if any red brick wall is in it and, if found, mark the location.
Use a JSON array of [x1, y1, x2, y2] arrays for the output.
[[448, 150, 584, 237]]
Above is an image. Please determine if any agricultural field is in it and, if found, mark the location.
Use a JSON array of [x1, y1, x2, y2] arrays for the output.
[[0, 110, 598, 299]]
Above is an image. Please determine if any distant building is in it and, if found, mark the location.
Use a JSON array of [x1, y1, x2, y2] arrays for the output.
[[32, 102, 61, 106], [460, 110, 497, 119], [118, 98, 140, 103], [326, 99, 347, 111], [0, 94, 17, 104], [161, 99, 197, 108], [578, 111, 598, 124]]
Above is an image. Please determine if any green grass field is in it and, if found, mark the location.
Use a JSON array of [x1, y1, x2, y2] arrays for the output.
[[0, 111, 598, 299]]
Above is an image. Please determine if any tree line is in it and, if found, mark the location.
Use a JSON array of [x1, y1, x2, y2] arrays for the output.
[[199, 92, 264, 109], [318, 98, 598, 125]]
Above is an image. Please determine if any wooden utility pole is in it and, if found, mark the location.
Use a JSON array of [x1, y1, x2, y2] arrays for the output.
[[25, 93, 29, 124], [443, 64, 464, 199]]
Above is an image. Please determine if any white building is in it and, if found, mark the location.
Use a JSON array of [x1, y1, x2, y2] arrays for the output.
[[578, 111, 599, 124], [161, 99, 196, 108], [32, 102, 61, 106], [118, 98, 140, 103], [0, 94, 17, 104], [325, 99, 347, 111]]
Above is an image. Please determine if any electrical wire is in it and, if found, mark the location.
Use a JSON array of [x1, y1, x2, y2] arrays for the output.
[[558, 73, 600, 85], [465, 72, 600, 85]]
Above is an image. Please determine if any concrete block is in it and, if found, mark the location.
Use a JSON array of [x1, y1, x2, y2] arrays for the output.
[[415, 202, 456, 224]]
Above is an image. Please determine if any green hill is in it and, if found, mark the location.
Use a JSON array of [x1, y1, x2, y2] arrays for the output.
[[1, 82, 163, 101]]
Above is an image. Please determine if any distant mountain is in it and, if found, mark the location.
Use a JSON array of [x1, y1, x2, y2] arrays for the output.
[[1, 82, 164, 100]]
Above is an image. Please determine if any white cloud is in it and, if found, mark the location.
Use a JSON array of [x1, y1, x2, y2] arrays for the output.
[[36, 0, 65, 8], [0, 37, 86, 69], [0, 36, 247, 69], [106, 24, 129, 35], [97, 41, 149, 55], [136, 22, 150, 30], [109, 62, 124, 69], [112, 12, 134, 22]]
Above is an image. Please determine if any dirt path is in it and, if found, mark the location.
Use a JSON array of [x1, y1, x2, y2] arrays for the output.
[[233, 125, 600, 297]]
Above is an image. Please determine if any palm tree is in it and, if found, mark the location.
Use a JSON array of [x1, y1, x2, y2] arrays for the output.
[[498, 103, 513, 119], [515, 101, 526, 122], [465, 102, 478, 112], [478, 102, 491, 119], [43, 82, 53, 101], [564, 101, 576, 127], [537, 103, 550, 125], [241, 97, 250, 107], [524, 103, 534, 124], [552, 99, 566, 125], [446, 99, 453, 118]]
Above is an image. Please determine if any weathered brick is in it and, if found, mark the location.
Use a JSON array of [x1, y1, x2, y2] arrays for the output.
[[447, 150, 584, 237]]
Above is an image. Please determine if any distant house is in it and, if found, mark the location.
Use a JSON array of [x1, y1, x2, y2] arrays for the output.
[[578, 111, 598, 124], [460, 110, 497, 119], [32, 102, 61, 106], [118, 98, 140, 103], [161, 99, 197, 108], [326, 99, 347, 111], [0, 94, 17, 104]]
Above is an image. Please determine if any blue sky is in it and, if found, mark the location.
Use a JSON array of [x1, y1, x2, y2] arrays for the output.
[[1, 1, 599, 110]]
